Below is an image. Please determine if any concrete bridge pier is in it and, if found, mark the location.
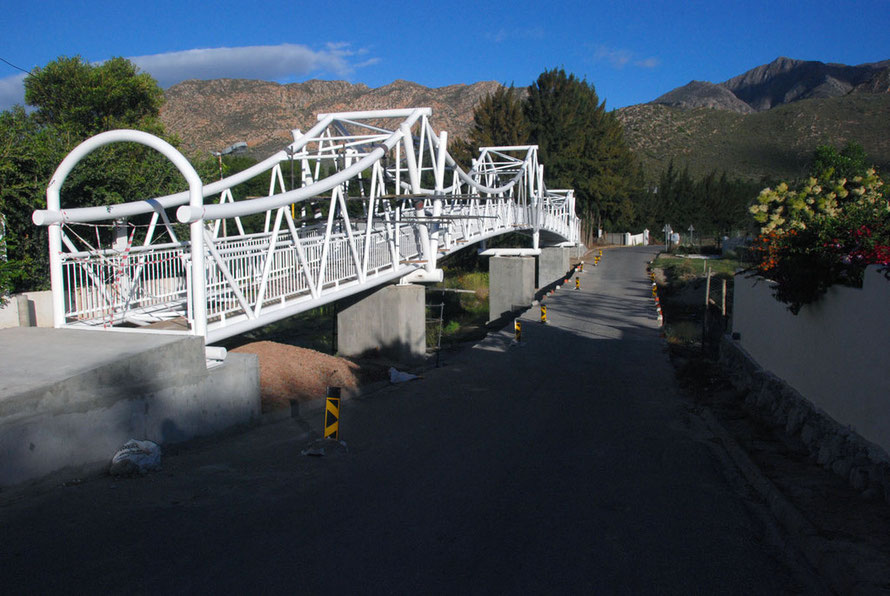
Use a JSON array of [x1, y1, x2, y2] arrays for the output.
[[337, 283, 426, 366], [538, 246, 571, 287], [488, 256, 536, 323]]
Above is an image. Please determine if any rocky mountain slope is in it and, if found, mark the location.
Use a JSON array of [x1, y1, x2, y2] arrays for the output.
[[653, 56, 890, 113], [161, 78, 501, 158], [652, 80, 755, 113]]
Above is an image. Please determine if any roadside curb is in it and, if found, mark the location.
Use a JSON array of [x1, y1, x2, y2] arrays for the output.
[[698, 407, 877, 594]]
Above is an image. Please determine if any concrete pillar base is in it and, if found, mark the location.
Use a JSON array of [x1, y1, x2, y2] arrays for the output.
[[337, 283, 426, 365], [489, 256, 535, 323]]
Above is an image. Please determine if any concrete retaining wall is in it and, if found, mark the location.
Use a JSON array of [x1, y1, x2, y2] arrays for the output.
[[732, 266, 890, 455], [0, 328, 260, 487]]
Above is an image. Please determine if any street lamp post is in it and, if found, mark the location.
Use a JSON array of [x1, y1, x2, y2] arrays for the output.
[[211, 142, 247, 236]]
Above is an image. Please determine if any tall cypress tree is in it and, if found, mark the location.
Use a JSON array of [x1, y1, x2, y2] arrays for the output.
[[469, 85, 528, 148], [523, 68, 638, 230]]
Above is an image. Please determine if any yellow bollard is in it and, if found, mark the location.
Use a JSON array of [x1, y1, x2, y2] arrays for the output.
[[575, 277, 580, 290], [541, 304, 547, 324], [324, 386, 341, 440], [514, 319, 522, 343]]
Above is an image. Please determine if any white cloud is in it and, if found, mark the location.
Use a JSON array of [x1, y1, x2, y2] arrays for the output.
[[486, 27, 545, 43], [130, 43, 371, 87], [487, 29, 508, 43], [595, 46, 631, 68], [593, 45, 659, 70], [0, 43, 378, 111], [635, 57, 661, 69]]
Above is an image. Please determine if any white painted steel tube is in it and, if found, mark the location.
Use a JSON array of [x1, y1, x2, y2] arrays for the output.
[[317, 108, 431, 121], [32, 115, 337, 226], [176, 114, 422, 223], [37, 129, 205, 333]]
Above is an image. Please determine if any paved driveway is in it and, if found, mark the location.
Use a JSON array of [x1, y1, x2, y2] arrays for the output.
[[0, 246, 821, 594]]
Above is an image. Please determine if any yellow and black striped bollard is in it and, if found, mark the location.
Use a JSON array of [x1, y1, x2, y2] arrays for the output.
[[541, 304, 547, 324], [514, 318, 522, 343], [324, 386, 341, 440], [575, 277, 580, 290]]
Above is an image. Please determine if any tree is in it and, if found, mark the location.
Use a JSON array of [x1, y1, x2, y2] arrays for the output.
[[0, 56, 183, 293], [25, 56, 165, 137], [523, 68, 639, 230], [809, 142, 869, 182], [468, 85, 528, 148], [450, 85, 529, 169]]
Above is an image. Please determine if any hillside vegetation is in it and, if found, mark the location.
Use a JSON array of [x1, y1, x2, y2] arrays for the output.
[[617, 94, 890, 183]]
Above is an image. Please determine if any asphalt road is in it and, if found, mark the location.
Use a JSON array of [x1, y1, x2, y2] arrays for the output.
[[0, 246, 823, 594]]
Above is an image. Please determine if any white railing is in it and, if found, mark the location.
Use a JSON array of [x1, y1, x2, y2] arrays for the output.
[[34, 108, 580, 343]]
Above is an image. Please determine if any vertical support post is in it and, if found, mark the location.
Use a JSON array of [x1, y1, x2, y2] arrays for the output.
[[401, 124, 430, 267], [48, 222, 64, 327], [428, 130, 447, 273], [324, 386, 341, 440], [705, 267, 712, 308], [702, 267, 712, 351], [541, 304, 547, 324], [189, 218, 207, 337]]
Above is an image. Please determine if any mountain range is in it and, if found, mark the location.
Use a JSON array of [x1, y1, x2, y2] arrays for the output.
[[161, 78, 500, 158], [159, 56, 890, 183], [651, 56, 890, 113], [617, 56, 890, 181]]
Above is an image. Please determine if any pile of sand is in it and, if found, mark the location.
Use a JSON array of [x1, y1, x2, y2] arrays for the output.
[[231, 341, 364, 412]]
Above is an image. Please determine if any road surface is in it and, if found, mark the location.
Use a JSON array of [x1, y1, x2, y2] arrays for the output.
[[0, 246, 823, 594]]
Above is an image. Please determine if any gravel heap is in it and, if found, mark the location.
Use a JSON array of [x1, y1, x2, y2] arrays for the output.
[[231, 341, 363, 412]]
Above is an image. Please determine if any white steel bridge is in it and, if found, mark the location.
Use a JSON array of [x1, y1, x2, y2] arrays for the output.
[[32, 108, 581, 345]]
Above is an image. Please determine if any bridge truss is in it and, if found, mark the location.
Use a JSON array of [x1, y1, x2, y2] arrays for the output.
[[33, 108, 580, 344]]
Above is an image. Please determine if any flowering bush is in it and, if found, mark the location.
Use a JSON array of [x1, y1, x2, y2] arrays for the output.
[[748, 169, 889, 313]]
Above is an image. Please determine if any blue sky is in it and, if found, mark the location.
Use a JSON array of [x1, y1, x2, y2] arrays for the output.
[[2, 0, 889, 112]]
